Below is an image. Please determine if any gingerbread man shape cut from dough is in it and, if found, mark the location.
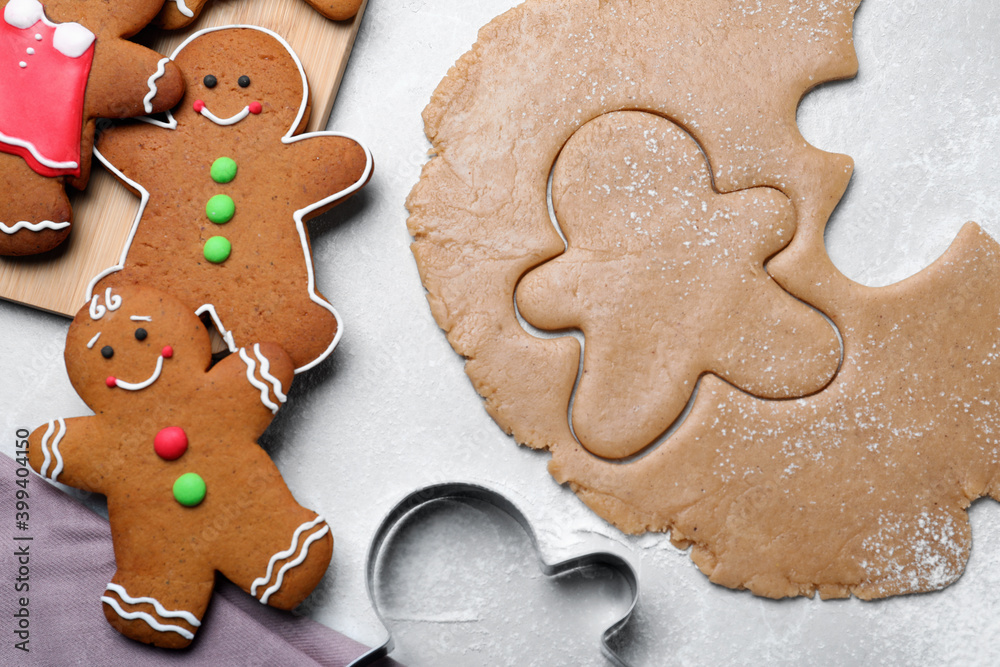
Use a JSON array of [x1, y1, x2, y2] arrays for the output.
[[92, 26, 373, 373], [0, 0, 184, 255], [28, 285, 333, 648], [517, 112, 840, 460]]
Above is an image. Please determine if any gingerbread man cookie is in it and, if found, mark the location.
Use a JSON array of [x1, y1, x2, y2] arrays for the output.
[[91, 26, 372, 373], [158, 0, 364, 30], [0, 0, 184, 255], [28, 285, 333, 648], [517, 112, 839, 460]]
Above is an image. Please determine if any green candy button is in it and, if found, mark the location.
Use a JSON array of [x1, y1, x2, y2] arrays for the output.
[[206, 194, 235, 224], [210, 157, 237, 184], [173, 472, 206, 507], [203, 236, 231, 263]]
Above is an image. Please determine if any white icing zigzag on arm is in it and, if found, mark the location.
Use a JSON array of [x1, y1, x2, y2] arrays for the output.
[[251, 516, 325, 598], [100, 596, 195, 640], [49, 418, 65, 481], [0, 220, 71, 234], [253, 344, 287, 403], [39, 420, 54, 478], [39, 418, 66, 481], [104, 583, 201, 626], [238, 348, 280, 413], [143, 58, 170, 114]]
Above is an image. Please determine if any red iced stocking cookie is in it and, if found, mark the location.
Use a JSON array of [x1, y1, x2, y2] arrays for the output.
[[92, 26, 372, 373], [0, 0, 184, 255], [28, 285, 332, 648]]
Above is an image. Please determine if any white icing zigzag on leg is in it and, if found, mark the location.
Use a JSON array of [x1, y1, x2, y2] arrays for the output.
[[104, 583, 201, 626], [251, 516, 326, 601], [100, 596, 195, 640]]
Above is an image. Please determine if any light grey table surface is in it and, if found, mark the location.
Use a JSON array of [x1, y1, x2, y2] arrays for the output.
[[4, 0, 1000, 664]]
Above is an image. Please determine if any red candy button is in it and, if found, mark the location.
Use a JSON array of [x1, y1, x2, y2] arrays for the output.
[[248, 101, 262, 114], [193, 99, 205, 113], [154, 426, 188, 461], [162, 346, 173, 359], [105, 376, 116, 388]]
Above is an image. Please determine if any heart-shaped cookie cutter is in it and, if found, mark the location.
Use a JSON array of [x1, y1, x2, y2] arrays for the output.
[[348, 482, 639, 666]]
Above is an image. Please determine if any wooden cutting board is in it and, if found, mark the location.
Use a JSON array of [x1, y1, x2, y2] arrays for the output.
[[0, 0, 368, 316]]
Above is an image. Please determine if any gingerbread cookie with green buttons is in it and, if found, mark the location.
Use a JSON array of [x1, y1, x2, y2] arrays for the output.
[[91, 25, 372, 373], [28, 284, 333, 648]]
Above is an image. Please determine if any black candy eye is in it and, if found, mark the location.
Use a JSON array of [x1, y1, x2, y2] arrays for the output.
[[203, 75, 217, 88], [237, 75, 250, 88], [101, 346, 114, 359], [135, 328, 148, 341]]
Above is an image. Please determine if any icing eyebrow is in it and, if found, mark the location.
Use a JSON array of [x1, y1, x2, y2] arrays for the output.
[[130, 316, 153, 322], [87, 332, 102, 349]]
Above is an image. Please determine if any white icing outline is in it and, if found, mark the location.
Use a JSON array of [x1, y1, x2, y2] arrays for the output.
[[87, 24, 372, 373], [196, 104, 250, 126], [0, 220, 70, 234], [129, 315, 152, 322], [143, 58, 170, 114], [251, 515, 325, 597], [100, 595, 194, 640], [238, 348, 279, 413], [89, 287, 122, 320], [114, 354, 164, 391], [253, 343, 286, 402], [39, 418, 65, 481], [171, 0, 195, 18], [104, 583, 201, 626], [86, 332, 102, 348], [260, 524, 329, 604]]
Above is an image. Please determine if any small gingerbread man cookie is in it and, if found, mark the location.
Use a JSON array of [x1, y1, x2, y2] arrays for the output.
[[29, 285, 332, 648], [0, 0, 184, 255], [91, 25, 372, 373]]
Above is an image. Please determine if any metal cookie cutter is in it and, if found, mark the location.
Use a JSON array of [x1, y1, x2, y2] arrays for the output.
[[348, 482, 640, 666]]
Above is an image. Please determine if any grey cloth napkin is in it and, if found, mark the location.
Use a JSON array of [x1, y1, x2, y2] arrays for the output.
[[0, 453, 398, 666]]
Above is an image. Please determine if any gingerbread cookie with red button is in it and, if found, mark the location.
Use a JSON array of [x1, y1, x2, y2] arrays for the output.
[[0, 0, 184, 256], [28, 284, 333, 648], [91, 25, 372, 373]]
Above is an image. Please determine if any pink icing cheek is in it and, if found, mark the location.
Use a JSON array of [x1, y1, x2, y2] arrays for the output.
[[248, 101, 262, 114], [193, 99, 205, 113]]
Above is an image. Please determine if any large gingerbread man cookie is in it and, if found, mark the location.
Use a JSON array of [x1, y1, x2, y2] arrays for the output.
[[28, 285, 333, 648], [92, 26, 373, 373], [0, 0, 184, 255]]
